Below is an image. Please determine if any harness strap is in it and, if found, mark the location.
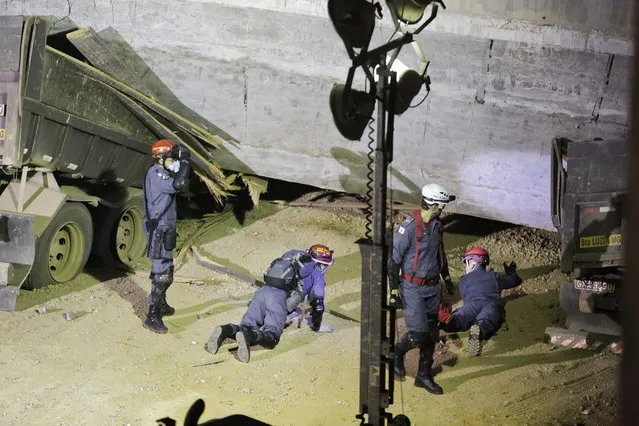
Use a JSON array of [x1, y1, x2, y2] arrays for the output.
[[403, 273, 440, 286], [411, 210, 423, 276]]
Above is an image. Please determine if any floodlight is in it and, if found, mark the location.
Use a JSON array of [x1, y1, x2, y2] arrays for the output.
[[376, 57, 424, 114], [329, 84, 376, 141], [385, 0, 437, 25], [328, 0, 377, 50]]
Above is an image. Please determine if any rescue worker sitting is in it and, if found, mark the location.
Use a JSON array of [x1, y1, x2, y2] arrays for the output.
[[389, 183, 456, 395], [204, 244, 334, 363], [143, 139, 191, 334], [438, 247, 523, 356]]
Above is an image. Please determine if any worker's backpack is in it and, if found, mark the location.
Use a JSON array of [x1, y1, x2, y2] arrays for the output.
[[263, 253, 311, 292]]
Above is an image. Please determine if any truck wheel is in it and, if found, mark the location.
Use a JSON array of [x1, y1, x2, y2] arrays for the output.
[[92, 197, 146, 267], [24, 202, 93, 290]]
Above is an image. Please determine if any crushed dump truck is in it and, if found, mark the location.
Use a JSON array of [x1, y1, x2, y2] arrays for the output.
[[545, 137, 626, 349], [0, 16, 232, 311]]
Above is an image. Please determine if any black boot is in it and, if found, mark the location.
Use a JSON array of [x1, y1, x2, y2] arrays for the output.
[[159, 292, 175, 316], [143, 304, 168, 334], [394, 333, 413, 381], [205, 324, 239, 355], [414, 344, 443, 395], [236, 330, 258, 363], [468, 324, 482, 357]]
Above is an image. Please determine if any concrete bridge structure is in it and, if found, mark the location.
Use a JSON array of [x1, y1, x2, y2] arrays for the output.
[[2, 0, 634, 229]]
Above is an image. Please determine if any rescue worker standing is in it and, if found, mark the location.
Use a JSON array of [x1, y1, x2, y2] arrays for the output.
[[389, 183, 456, 395], [143, 139, 190, 334], [205, 244, 334, 363], [439, 247, 522, 356]]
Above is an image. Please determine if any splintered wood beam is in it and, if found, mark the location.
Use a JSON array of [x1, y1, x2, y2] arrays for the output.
[[66, 27, 157, 100]]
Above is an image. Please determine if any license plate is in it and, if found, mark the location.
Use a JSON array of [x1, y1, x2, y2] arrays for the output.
[[574, 279, 615, 293]]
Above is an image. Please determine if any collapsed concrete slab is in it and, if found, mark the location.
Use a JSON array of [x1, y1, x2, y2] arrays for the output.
[[2, 0, 633, 229]]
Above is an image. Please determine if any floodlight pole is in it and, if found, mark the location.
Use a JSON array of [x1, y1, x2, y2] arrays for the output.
[[357, 58, 408, 426]]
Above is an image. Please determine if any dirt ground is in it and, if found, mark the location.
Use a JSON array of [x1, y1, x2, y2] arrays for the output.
[[0, 199, 621, 426]]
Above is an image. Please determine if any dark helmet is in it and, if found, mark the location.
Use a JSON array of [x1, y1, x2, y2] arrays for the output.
[[460, 247, 489, 266]]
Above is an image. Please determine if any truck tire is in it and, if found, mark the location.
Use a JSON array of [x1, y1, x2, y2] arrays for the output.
[[24, 202, 93, 290], [91, 196, 146, 267]]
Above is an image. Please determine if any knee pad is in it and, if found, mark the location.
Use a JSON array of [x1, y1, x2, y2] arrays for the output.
[[407, 331, 429, 348], [153, 266, 174, 290]]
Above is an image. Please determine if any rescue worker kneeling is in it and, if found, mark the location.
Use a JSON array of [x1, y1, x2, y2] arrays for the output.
[[143, 139, 191, 334], [205, 244, 334, 363], [438, 247, 523, 356]]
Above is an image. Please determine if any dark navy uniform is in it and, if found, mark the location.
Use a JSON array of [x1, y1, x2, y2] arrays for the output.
[[393, 214, 450, 333], [450, 267, 522, 339], [144, 163, 178, 276], [205, 249, 329, 363], [142, 155, 190, 334], [391, 212, 451, 395]]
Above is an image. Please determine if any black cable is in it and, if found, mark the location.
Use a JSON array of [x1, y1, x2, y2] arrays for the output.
[[409, 88, 430, 109], [364, 116, 375, 241]]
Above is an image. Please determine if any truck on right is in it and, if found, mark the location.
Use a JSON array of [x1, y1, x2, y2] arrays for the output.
[[547, 137, 626, 352]]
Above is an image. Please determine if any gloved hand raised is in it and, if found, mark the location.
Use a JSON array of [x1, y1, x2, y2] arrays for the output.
[[444, 278, 455, 295], [178, 146, 191, 161], [503, 261, 517, 276], [389, 289, 403, 309]]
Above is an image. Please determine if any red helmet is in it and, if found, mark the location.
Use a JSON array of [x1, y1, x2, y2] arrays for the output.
[[461, 247, 489, 266], [308, 244, 334, 266], [151, 139, 174, 157]]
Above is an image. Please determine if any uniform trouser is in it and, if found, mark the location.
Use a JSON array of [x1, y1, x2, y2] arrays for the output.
[[149, 258, 174, 306], [240, 286, 288, 345], [397, 280, 441, 371], [450, 299, 503, 339], [400, 280, 440, 333]]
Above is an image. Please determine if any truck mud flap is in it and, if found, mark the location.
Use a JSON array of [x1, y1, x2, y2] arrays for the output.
[[0, 213, 35, 311]]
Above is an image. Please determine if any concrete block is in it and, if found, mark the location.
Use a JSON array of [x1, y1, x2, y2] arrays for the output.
[[545, 327, 589, 349]]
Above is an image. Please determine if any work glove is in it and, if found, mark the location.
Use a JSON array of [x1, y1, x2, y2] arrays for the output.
[[178, 146, 191, 161], [309, 309, 323, 331], [503, 261, 517, 276], [444, 278, 455, 295], [438, 302, 453, 324], [389, 288, 403, 309]]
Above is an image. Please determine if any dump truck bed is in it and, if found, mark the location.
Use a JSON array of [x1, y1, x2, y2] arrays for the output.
[[0, 16, 154, 187]]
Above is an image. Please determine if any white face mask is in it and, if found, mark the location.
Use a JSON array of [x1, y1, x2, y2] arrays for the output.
[[465, 260, 481, 274], [167, 160, 181, 173]]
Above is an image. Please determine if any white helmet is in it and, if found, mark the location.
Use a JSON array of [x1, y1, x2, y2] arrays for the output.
[[421, 183, 456, 207]]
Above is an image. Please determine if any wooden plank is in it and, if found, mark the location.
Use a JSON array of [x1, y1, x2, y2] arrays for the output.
[[66, 27, 156, 99], [95, 27, 239, 145], [102, 85, 228, 200], [47, 46, 221, 148]]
